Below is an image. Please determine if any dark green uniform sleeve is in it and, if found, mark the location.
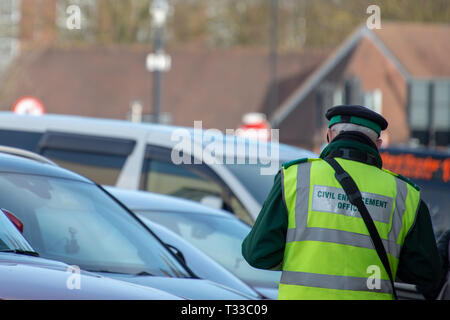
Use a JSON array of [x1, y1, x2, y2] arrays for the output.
[[242, 171, 288, 269], [396, 200, 444, 299]]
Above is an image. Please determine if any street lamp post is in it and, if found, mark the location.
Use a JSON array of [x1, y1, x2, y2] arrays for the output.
[[269, 0, 279, 117], [149, 0, 169, 124]]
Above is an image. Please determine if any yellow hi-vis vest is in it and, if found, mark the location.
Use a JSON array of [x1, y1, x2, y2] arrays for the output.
[[278, 157, 421, 300]]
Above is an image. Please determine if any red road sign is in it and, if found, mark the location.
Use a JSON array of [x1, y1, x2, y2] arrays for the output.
[[236, 113, 271, 141], [12, 96, 45, 115]]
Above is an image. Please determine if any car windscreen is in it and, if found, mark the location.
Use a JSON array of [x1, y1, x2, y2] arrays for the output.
[[216, 137, 315, 205], [225, 160, 290, 205], [0, 209, 34, 253], [137, 210, 281, 289], [0, 172, 190, 278]]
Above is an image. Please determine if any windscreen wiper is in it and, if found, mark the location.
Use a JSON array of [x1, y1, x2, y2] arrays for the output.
[[134, 271, 153, 276], [0, 249, 39, 257], [85, 269, 128, 275], [86, 269, 153, 276]]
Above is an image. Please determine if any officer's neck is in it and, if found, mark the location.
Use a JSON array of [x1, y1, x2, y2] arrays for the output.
[[320, 131, 383, 168], [332, 131, 378, 150]]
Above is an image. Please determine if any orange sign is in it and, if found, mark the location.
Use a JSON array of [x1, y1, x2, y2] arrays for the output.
[[381, 152, 450, 183]]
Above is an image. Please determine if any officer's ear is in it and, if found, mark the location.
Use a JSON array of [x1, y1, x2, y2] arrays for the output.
[[326, 128, 332, 143], [375, 138, 383, 149]]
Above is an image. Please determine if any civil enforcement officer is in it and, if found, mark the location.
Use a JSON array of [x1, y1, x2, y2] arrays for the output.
[[242, 105, 443, 300]]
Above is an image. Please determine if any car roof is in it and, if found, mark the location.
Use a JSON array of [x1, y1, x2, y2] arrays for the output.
[[0, 111, 197, 136], [104, 186, 238, 220], [0, 152, 92, 183], [0, 112, 316, 160]]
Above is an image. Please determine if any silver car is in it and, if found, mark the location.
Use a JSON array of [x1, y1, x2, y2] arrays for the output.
[[0, 208, 182, 300], [0, 150, 255, 300], [105, 186, 282, 299]]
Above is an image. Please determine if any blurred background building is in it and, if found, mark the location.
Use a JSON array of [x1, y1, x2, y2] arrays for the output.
[[0, 0, 20, 74], [0, 0, 448, 152], [270, 23, 450, 151]]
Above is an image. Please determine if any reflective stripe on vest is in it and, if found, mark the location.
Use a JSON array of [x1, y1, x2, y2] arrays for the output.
[[278, 158, 420, 300], [281, 270, 392, 294]]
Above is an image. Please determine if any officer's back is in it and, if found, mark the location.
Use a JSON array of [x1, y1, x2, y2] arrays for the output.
[[242, 105, 443, 300]]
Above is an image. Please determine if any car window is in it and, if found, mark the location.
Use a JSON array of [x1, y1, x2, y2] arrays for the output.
[[142, 159, 223, 199], [0, 129, 43, 152], [38, 131, 135, 185], [225, 156, 308, 205], [0, 172, 190, 278], [141, 145, 253, 224], [225, 163, 280, 205], [137, 210, 281, 289], [42, 149, 126, 185]]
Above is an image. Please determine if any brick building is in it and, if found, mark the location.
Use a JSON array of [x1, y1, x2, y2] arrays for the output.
[[0, 45, 329, 132], [270, 23, 450, 152]]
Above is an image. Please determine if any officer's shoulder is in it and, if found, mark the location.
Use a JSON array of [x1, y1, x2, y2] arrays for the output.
[[382, 168, 421, 191], [282, 157, 320, 169]]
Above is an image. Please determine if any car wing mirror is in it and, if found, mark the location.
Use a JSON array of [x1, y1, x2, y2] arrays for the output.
[[1, 208, 24, 233]]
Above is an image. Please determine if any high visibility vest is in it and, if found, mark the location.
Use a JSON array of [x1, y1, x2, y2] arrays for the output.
[[278, 157, 421, 300]]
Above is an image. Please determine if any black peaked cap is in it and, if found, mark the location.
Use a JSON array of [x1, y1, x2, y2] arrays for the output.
[[325, 105, 388, 131]]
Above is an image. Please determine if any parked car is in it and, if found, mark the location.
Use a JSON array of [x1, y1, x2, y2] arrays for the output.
[[143, 219, 264, 299], [0, 149, 254, 300], [0, 112, 316, 224], [0, 208, 181, 300], [104, 186, 281, 299]]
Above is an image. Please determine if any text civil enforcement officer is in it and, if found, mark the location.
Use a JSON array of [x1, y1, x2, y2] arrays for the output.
[[242, 105, 443, 300]]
